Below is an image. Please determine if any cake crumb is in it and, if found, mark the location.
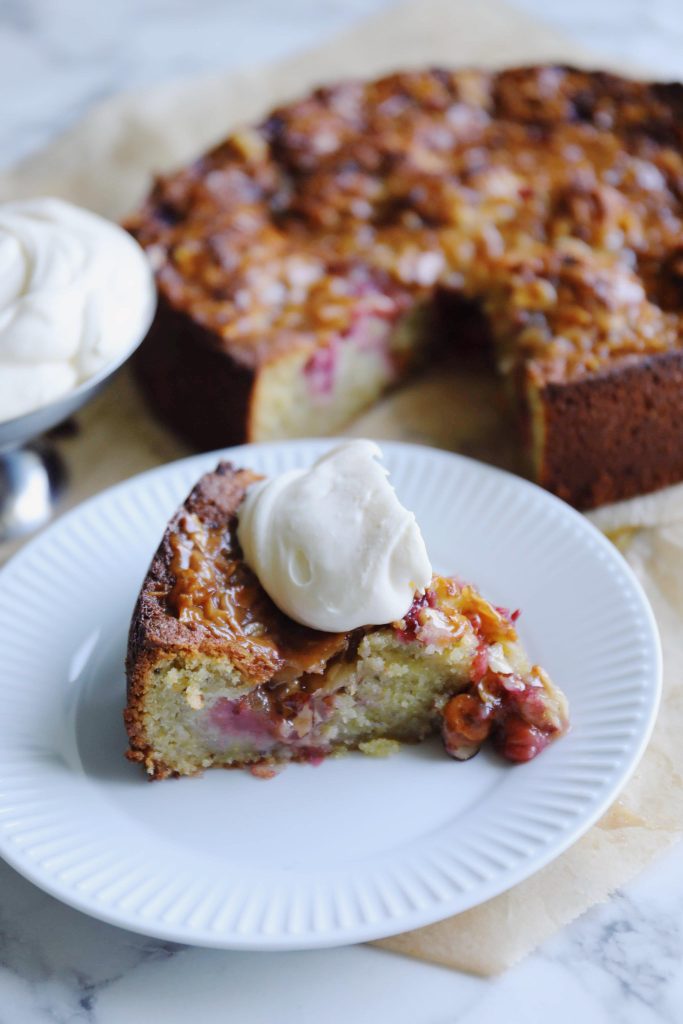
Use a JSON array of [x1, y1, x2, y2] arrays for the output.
[[249, 763, 282, 780], [185, 680, 204, 709], [359, 738, 401, 758]]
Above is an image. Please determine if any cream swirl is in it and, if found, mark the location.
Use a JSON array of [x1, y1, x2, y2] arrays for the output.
[[0, 197, 155, 422], [237, 440, 432, 632]]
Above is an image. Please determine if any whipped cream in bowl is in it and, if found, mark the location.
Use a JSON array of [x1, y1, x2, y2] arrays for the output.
[[0, 196, 156, 429], [237, 440, 433, 632]]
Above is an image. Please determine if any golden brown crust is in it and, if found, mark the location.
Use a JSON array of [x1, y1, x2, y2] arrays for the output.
[[536, 349, 683, 507], [133, 296, 256, 450]]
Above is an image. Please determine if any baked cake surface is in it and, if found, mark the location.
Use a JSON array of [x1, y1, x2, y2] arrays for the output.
[[125, 461, 568, 778], [128, 65, 683, 509]]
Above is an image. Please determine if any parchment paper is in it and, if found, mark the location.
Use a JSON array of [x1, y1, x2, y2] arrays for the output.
[[1, 0, 681, 976]]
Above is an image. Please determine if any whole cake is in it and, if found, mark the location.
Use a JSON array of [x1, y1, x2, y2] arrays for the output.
[[125, 453, 568, 779], [127, 65, 683, 509]]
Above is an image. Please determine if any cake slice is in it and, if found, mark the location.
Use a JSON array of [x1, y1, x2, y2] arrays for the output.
[[125, 461, 568, 778]]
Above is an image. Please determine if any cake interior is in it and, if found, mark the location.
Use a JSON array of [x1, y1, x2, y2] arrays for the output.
[[134, 622, 480, 775], [250, 302, 434, 442], [249, 290, 546, 482]]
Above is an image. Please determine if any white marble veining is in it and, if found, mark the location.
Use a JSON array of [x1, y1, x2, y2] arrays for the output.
[[1, 1, 683, 1021], [0, 0, 394, 169]]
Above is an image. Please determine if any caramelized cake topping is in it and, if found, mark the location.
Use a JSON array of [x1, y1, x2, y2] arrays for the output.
[[167, 510, 348, 681], [129, 66, 683, 387]]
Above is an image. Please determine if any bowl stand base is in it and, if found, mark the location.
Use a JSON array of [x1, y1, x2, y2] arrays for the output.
[[0, 444, 66, 542]]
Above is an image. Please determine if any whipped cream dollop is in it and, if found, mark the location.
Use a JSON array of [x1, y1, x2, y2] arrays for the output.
[[0, 197, 155, 422], [237, 440, 433, 632]]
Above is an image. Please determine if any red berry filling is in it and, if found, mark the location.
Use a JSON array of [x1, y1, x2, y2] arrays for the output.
[[395, 589, 437, 643], [442, 671, 564, 764], [395, 579, 564, 764], [304, 340, 339, 397]]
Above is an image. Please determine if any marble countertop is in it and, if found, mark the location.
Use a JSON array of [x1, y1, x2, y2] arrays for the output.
[[5, 0, 683, 170], [1, 1, 683, 1021]]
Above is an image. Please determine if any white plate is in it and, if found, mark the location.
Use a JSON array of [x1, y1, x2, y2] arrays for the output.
[[0, 440, 661, 950]]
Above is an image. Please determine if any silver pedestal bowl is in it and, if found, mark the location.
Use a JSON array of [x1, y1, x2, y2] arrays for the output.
[[0, 299, 156, 543]]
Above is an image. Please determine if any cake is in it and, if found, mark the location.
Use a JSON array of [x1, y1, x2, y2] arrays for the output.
[[127, 64, 683, 510], [124, 460, 568, 779]]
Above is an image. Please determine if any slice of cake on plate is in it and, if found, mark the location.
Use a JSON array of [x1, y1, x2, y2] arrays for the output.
[[125, 442, 568, 778]]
